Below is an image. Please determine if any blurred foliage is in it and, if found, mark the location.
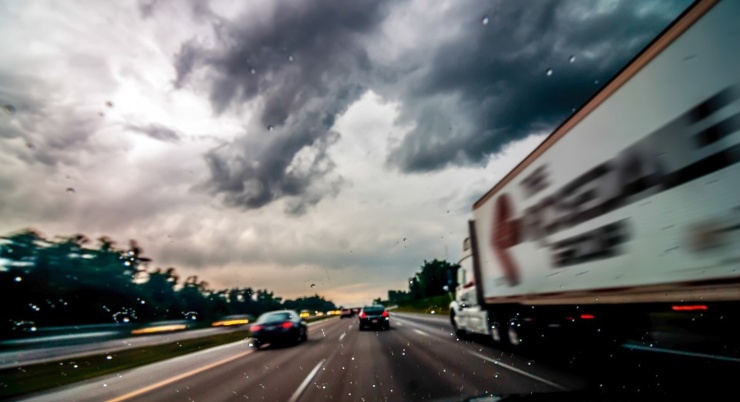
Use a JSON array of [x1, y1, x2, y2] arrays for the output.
[[386, 259, 459, 306], [0, 229, 336, 337]]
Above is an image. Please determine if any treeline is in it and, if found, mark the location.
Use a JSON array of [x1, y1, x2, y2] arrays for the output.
[[384, 259, 459, 305], [0, 229, 336, 336]]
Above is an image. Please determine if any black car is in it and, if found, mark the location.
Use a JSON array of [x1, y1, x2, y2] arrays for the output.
[[358, 305, 390, 330], [250, 310, 307, 349]]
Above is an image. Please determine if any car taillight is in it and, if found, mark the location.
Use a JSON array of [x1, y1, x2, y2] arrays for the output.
[[360, 312, 367, 318], [251, 325, 263, 332], [281, 322, 293, 329], [382, 311, 389, 317]]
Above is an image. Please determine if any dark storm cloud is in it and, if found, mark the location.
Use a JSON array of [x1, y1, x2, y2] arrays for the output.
[[125, 123, 181, 142], [384, 0, 692, 172], [172, 0, 690, 210], [174, 0, 389, 212]]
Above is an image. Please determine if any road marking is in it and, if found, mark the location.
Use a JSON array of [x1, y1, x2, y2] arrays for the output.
[[288, 359, 325, 402], [106, 349, 254, 402], [469, 351, 567, 391], [339, 332, 346, 341], [622, 343, 740, 363], [413, 329, 429, 337]]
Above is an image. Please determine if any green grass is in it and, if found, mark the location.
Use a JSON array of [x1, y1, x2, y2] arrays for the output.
[[0, 329, 252, 399], [393, 295, 452, 316]]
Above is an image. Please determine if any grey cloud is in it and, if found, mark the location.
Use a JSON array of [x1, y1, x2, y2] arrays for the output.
[[126, 123, 182, 142], [381, 0, 692, 172], [0, 74, 103, 167], [175, 0, 389, 212]]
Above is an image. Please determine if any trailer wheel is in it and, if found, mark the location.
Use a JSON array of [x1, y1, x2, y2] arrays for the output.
[[489, 319, 502, 343], [507, 319, 523, 346]]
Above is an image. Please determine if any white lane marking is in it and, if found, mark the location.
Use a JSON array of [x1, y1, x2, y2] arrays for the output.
[[288, 359, 325, 402], [339, 332, 346, 342], [470, 351, 567, 391], [622, 343, 740, 363], [106, 349, 254, 402], [413, 329, 429, 337]]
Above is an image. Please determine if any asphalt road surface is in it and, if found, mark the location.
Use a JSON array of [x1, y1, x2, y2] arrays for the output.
[[19, 313, 739, 401]]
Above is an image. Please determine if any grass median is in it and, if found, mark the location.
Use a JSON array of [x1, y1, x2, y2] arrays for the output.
[[0, 329, 253, 399], [392, 295, 452, 316]]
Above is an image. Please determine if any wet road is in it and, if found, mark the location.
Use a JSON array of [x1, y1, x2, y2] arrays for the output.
[[21, 312, 740, 401], [23, 313, 586, 401]]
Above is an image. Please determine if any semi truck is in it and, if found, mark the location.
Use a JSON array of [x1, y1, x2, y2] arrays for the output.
[[449, 0, 740, 352]]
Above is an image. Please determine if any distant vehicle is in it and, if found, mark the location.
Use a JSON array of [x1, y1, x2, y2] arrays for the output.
[[340, 308, 354, 319], [358, 305, 390, 330], [299, 310, 310, 319], [250, 310, 307, 349]]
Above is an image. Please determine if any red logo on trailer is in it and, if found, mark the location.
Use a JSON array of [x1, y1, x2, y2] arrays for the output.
[[491, 193, 521, 286]]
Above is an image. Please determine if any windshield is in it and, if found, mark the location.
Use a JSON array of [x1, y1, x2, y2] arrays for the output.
[[2, 0, 738, 401]]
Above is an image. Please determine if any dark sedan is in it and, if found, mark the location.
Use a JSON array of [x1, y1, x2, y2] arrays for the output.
[[358, 305, 390, 330], [250, 310, 307, 349]]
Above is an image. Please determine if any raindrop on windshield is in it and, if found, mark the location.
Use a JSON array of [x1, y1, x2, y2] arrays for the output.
[[310, 284, 316, 288], [569, 55, 576, 63], [2, 104, 16, 115], [66, 187, 75, 194], [250, 68, 256, 75], [481, 16, 489, 25], [26, 142, 35, 149], [288, 55, 294, 62], [105, 101, 113, 108], [268, 125, 274, 131], [545, 68, 553, 76]]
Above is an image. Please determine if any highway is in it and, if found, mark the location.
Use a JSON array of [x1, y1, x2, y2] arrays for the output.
[[19, 313, 739, 401]]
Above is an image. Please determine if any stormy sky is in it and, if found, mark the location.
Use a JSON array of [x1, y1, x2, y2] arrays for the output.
[[0, 0, 691, 306]]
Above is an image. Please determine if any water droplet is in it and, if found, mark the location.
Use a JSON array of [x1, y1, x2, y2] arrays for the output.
[[268, 125, 274, 131], [66, 187, 75, 194], [310, 284, 316, 288], [105, 101, 114, 108], [250, 68, 256, 75], [288, 55, 294, 62], [594, 80, 600, 85], [14, 276, 22, 282], [2, 104, 16, 115], [26, 142, 35, 149], [106, 355, 112, 360], [481, 16, 489, 25], [569, 55, 576, 63], [545, 68, 553, 76]]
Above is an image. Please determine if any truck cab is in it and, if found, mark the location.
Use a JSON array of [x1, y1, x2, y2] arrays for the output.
[[449, 237, 496, 339]]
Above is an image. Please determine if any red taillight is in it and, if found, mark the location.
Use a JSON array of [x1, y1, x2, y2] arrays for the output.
[[281, 322, 293, 329], [580, 314, 595, 320], [360, 312, 367, 319], [382, 311, 389, 317], [672, 305, 707, 311], [251, 325, 263, 332]]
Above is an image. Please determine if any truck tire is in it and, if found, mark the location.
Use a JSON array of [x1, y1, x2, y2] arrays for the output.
[[488, 318, 503, 343], [506, 318, 523, 346], [450, 311, 466, 337]]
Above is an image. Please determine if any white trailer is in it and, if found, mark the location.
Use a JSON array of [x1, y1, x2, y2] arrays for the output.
[[450, 0, 740, 349]]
